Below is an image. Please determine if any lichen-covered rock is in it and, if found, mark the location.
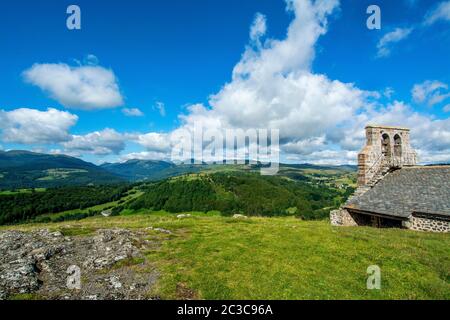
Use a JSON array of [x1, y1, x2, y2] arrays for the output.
[[0, 228, 162, 300]]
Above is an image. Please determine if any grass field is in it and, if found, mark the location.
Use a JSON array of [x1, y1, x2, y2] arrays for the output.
[[37, 168, 89, 181], [0, 188, 46, 195], [3, 212, 448, 300]]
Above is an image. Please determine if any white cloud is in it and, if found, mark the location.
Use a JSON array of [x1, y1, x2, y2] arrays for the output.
[[62, 128, 126, 155], [153, 102, 166, 117], [250, 13, 267, 47], [330, 100, 450, 162], [412, 80, 450, 107], [418, 149, 450, 164], [23, 62, 124, 110], [122, 107, 144, 117], [376, 27, 413, 58], [120, 151, 170, 162], [0, 108, 77, 144], [424, 1, 450, 25], [232, 0, 339, 81], [135, 132, 171, 153], [282, 136, 327, 155], [444, 104, 450, 112], [286, 149, 358, 165], [373, 1, 450, 58], [171, 0, 366, 160], [163, 0, 450, 164], [20, 0, 446, 164]]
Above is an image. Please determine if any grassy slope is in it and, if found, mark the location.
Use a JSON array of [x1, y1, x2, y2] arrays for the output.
[[3, 213, 448, 300]]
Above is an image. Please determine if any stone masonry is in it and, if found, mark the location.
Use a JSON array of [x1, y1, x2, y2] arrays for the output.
[[357, 125, 416, 186], [330, 125, 449, 233], [409, 214, 450, 233]]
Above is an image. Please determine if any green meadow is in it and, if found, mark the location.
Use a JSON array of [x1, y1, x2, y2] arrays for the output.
[[4, 212, 449, 300]]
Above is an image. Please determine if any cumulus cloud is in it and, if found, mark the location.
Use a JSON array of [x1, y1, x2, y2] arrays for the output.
[[376, 27, 413, 58], [232, 0, 338, 80], [286, 149, 358, 165], [122, 107, 144, 117], [329, 100, 450, 162], [23, 62, 124, 110], [161, 0, 450, 164], [170, 0, 366, 161], [135, 132, 172, 153], [424, 1, 450, 25], [0, 108, 77, 144], [23, 0, 446, 164], [282, 136, 327, 155], [412, 80, 450, 107], [62, 128, 126, 155]]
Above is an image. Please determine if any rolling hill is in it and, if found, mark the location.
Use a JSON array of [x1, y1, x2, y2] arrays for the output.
[[100, 159, 357, 182], [101, 159, 176, 181], [128, 172, 346, 219], [100, 159, 207, 181], [0, 150, 357, 189], [0, 150, 124, 189]]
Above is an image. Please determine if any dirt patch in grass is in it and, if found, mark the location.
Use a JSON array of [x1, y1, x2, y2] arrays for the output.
[[176, 283, 198, 300]]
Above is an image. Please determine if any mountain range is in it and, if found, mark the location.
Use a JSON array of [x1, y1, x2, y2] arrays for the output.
[[0, 150, 124, 189], [100, 159, 206, 181], [0, 150, 356, 189]]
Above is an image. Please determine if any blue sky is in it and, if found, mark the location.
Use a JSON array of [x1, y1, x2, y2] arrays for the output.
[[0, 0, 449, 164]]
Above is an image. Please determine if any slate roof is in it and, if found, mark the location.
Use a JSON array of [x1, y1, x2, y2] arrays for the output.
[[346, 166, 450, 219]]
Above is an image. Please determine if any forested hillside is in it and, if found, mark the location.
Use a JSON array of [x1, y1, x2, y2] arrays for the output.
[[0, 185, 131, 225], [129, 173, 346, 219], [101, 159, 207, 181], [0, 152, 356, 225], [101, 159, 175, 181], [0, 150, 124, 189]]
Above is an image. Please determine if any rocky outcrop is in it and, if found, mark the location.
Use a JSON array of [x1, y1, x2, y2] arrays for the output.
[[0, 228, 162, 300]]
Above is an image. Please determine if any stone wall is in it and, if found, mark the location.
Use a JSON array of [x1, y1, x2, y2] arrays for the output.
[[331, 209, 406, 228], [409, 215, 450, 233], [332, 209, 450, 232], [330, 209, 345, 226], [330, 209, 365, 226], [357, 147, 381, 186]]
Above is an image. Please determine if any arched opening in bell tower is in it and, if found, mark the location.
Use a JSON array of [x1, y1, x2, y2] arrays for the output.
[[381, 133, 391, 157], [394, 134, 402, 158]]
